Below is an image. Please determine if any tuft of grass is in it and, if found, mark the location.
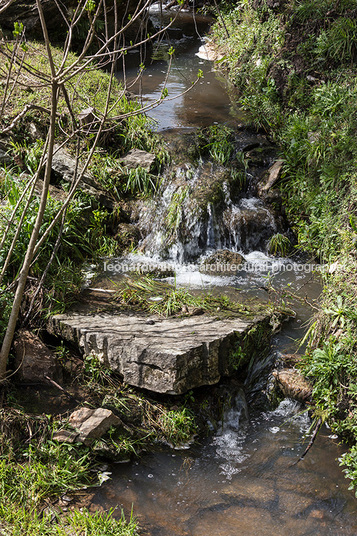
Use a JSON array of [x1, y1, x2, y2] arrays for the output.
[[268, 233, 291, 257]]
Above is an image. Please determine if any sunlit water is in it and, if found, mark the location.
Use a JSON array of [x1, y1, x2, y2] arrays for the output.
[[93, 396, 357, 536], [96, 8, 357, 534], [117, 8, 241, 130]]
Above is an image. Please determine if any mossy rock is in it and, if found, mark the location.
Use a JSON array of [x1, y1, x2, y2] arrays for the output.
[[115, 223, 141, 252], [200, 249, 246, 276]]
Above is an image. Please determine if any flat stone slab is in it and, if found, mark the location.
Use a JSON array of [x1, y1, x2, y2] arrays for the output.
[[48, 313, 267, 394]]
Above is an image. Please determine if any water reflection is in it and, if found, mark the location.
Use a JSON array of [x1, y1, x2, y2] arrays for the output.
[[93, 398, 357, 536]]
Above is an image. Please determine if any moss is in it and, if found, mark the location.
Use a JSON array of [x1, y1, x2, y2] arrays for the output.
[[226, 317, 273, 375]]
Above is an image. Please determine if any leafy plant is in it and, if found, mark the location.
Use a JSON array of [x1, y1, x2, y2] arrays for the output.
[[268, 233, 291, 257]]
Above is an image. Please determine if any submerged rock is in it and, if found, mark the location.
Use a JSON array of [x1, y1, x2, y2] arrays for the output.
[[200, 249, 245, 276]]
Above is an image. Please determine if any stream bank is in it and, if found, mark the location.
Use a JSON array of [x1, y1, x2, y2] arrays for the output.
[[210, 0, 357, 493]]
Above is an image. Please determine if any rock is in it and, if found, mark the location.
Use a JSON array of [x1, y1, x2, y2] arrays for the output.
[[272, 369, 312, 402], [0, 0, 141, 40], [78, 107, 96, 128], [115, 223, 141, 252], [51, 145, 114, 208], [28, 122, 44, 140], [121, 149, 156, 172], [48, 312, 271, 395], [221, 197, 277, 251], [52, 429, 79, 443], [0, 0, 69, 38], [13, 329, 62, 383], [68, 407, 94, 427], [200, 250, 245, 276], [35, 179, 67, 201], [245, 146, 276, 168], [68, 407, 121, 445], [196, 41, 224, 61], [0, 149, 11, 165], [258, 159, 284, 197]]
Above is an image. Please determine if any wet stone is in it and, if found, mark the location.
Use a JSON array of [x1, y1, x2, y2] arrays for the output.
[[200, 249, 245, 276]]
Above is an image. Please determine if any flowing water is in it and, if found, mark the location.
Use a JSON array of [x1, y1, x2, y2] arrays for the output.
[[94, 7, 357, 533]]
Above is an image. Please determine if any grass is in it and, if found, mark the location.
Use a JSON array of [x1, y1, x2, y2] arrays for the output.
[[0, 405, 139, 535], [112, 274, 266, 318], [0, 37, 169, 323], [268, 233, 291, 257]]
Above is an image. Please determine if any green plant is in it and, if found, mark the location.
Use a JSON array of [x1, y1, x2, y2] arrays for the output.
[[165, 185, 189, 240], [125, 167, 159, 196], [153, 406, 197, 446], [268, 233, 291, 257], [83, 352, 112, 385]]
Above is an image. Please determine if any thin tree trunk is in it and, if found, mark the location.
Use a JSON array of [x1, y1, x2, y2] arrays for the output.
[[0, 82, 58, 380], [0, 0, 58, 380]]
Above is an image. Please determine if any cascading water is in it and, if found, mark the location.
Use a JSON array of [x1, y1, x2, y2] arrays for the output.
[[137, 165, 279, 265]]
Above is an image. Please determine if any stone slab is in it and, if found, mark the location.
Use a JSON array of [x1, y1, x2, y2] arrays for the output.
[[48, 313, 266, 395]]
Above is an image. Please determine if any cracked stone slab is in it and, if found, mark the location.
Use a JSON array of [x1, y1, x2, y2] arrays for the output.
[[48, 313, 267, 395]]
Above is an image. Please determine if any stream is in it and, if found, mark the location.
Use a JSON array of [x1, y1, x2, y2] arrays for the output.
[[93, 7, 357, 535]]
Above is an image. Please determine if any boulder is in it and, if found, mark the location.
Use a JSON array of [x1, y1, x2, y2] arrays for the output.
[[13, 329, 62, 383], [121, 149, 156, 172], [68, 407, 121, 445], [51, 145, 114, 208], [200, 249, 245, 276], [272, 369, 312, 403], [47, 312, 270, 395], [258, 159, 284, 197]]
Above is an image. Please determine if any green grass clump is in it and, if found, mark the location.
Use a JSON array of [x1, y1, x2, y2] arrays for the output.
[[193, 125, 236, 165], [268, 233, 291, 257]]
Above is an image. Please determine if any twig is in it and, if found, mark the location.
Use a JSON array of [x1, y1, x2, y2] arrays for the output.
[[44, 375, 82, 404], [290, 417, 323, 466], [1, 104, 53, 135]]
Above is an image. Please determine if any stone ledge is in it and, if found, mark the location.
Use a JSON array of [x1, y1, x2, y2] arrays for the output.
[[48, 313, 270, 395]]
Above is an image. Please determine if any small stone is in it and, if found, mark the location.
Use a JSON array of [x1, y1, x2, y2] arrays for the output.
[[68, 407, 121, 445], [52, 430, 78, 443], [69, 407, 94, 427], [78, 107, 95, 127], [28, 122, 43, 140], [257, 159, 283, 197], [272, 369, 312, 402], [121, 149, 156, 172]]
